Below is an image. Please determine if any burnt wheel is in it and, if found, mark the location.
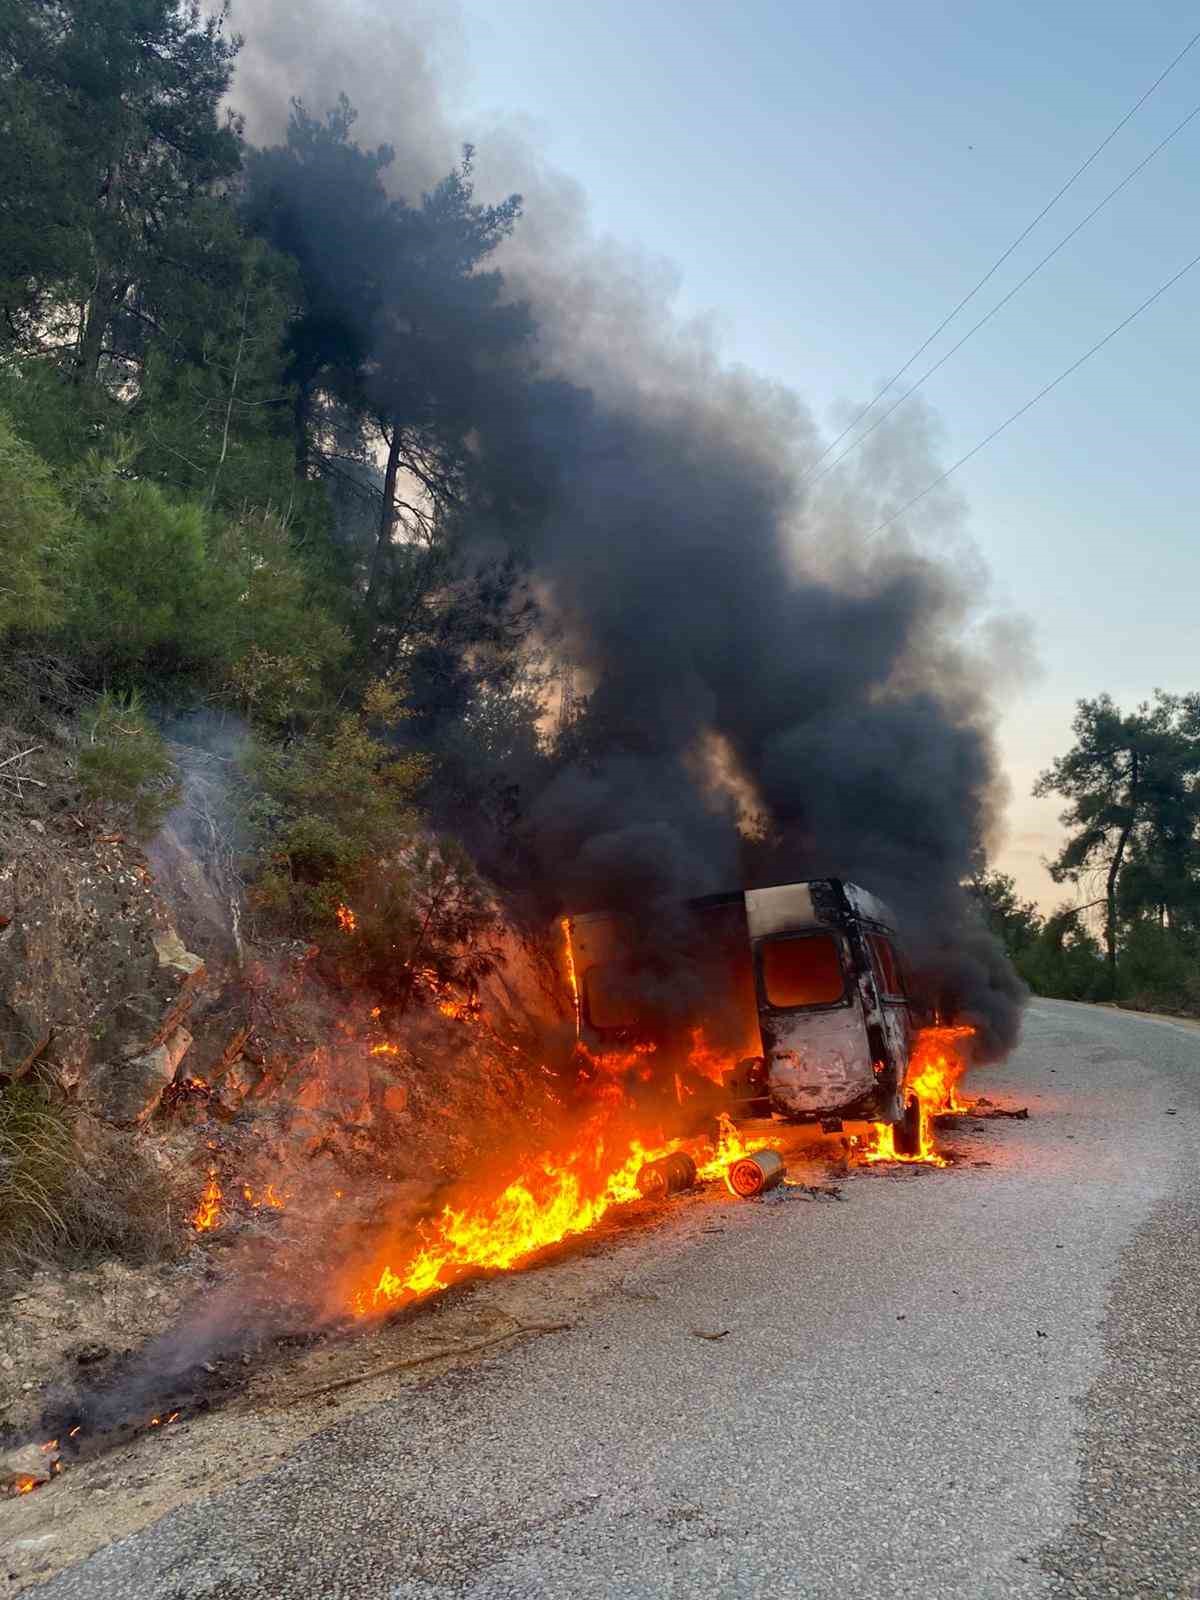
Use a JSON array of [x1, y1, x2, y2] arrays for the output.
[[892, 1093, 922, 1157]]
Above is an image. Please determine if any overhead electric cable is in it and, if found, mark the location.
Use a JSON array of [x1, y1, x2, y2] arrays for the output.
[[865, 243, 1200, 541], [803, 25, 1200, 478], [810, 95, 1200, 485]]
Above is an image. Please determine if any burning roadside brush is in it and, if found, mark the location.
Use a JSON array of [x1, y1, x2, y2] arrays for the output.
[[340, 1112, 780, 1320]]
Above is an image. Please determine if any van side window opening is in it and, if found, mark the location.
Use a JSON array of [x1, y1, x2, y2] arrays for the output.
[[691, 905, 761, 1056], [761, 934, 846, 1008], [868, 933, 905, 998], [583, 964, 642, 1029]]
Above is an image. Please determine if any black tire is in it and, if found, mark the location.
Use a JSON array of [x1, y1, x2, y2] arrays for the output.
[[892, 1093, 922, 1157]]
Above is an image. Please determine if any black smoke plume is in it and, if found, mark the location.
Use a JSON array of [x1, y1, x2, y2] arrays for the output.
[[227, 0, 1029, 1058]]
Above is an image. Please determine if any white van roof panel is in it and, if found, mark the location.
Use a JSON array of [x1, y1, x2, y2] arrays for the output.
[[745, 880, 897, 938], [843, 882, 896, 929], [744, 883, 818, 938]]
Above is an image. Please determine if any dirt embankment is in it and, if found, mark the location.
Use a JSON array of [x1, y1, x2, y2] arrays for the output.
[[0, 719, 570, 1455]]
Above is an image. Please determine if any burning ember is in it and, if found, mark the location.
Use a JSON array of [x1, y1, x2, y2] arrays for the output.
[[413, 965, 480, 1021], [5, 1440, 62, 1499], [345, 1112, 775, 1318], [864, 1025, 976, 1166], [192, 1168, 222, 1231], [191, 1170, 289, 1231], [336, 903, 357, 933]]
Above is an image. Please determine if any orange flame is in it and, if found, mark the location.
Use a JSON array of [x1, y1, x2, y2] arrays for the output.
[[575, 1039, 657, 1107], [864, 1025, 975, 1166], [345, 1111, 777, 1319], [13, 1439, 63, 1496], [685, 1026, 738, 1088], [335, 903, 357, 934], [561, 917, 579, 1021], [330, 922, 776, 1320], [192, 1168, 222, 1231], [243, 1183, 285, 1210], [436, 996, 475, 1021], [906, 1024, 974, 1114], [863, 1119, 937, 1165], [693, 1112, 774, 1181]]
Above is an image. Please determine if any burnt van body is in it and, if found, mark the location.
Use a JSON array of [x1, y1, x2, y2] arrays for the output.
[[565, 879, 921, 1131]]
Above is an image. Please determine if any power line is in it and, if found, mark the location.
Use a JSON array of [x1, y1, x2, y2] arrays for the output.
[[865, 243, 1200, 541], [803, 25, 1200, 479], [810, 94, 1200, 486]]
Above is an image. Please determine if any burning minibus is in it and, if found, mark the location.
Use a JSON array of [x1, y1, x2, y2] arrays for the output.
[[564, 878, 928, 1154]]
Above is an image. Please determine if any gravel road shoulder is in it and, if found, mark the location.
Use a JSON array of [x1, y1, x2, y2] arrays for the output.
[[1040, 1006, 1200, 1599]]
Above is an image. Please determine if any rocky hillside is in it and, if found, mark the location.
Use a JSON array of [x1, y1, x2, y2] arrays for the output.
[[0, 708, 571, 1436]]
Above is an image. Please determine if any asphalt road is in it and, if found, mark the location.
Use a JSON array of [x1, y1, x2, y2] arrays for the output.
[[31, 1000, 1200, 1599]]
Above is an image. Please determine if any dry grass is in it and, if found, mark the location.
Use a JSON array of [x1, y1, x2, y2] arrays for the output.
[[0, 1084, 189, 1280], [0, 1083, 73, 1268]]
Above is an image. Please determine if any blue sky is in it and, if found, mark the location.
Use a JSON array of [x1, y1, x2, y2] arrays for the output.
[[451, 0, 1200, 910]]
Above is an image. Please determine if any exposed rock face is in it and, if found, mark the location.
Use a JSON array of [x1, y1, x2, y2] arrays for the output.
[[0, 835, 205, 1121], [89, 1026, 194, 1128], [151, 930, 205, 985], [0, 724, 565, 1176]]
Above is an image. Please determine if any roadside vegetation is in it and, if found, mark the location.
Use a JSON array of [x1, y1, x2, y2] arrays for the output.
[[971, 693, 1200, 1016], [0, 0, 549, 999], [0, 0, 549, 1272], [0, 1088, 186, 1272]]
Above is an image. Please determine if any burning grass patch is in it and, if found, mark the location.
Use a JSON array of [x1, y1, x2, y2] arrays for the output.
[[337, 1112, 779, 1321]]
